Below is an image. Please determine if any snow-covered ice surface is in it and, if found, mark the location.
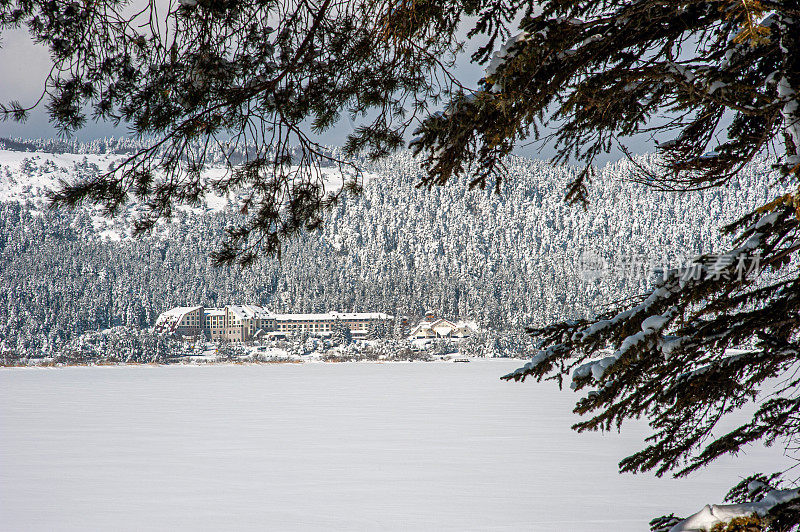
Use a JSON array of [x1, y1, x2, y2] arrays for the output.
[[0, 359, 792, 531]]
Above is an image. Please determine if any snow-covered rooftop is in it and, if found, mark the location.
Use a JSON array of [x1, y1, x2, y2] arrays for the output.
[[241, 305, 273, 319], [155, 306, 393, 324], [273, 313, 337, 321], [330, 312, 393, 320], [271, 312, 393, 321], [161, 306, 203, 317]]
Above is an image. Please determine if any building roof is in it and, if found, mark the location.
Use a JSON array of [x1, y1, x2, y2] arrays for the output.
[[409, 318, 476, 338], [273, 312, 336, 321], [227, 305, 248, 320], [160, 306, 202, 318], [271, 312, 394, 322], [241, 305, 273, 319], [331, 312, 394, 320], [154, 306, 203, 332]]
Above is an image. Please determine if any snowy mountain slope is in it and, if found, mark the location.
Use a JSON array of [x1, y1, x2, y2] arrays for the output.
[[0, 150, 112, 204], [0, 144, 782, 357], [0, 148, 362, 241]]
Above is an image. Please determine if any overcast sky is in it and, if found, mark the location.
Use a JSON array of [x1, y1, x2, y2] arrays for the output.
[[0, 24, 662, 164]]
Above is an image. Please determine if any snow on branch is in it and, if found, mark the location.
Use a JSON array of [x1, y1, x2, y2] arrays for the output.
[[667, 487, 800, 532]]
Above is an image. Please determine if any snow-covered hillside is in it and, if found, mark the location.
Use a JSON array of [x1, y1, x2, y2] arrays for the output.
[[0, 148, 358, 241], [0, 142, 783, 359]]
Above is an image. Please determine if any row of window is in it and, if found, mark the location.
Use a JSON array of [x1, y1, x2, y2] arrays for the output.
[[185, 317, 386, 332]]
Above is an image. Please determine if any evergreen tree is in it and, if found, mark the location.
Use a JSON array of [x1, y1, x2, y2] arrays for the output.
[[0, 0, 463, 265], [392, 316, 408, 341], [432, 2, 800, 529], [330, 318, 353, 346], [366, 320, 388, 340]]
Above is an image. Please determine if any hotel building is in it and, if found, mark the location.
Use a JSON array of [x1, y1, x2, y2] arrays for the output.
[[155, 305, 393, 342]]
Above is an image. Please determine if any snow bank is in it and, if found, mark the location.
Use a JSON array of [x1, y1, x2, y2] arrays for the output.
[[669, 488, 800, 531]]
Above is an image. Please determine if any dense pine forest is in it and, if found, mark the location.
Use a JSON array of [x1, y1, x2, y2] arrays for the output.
[[0, 140, 781, 359]]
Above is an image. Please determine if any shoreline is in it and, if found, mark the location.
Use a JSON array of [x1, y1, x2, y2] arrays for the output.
[[0, 356, 528, 369]]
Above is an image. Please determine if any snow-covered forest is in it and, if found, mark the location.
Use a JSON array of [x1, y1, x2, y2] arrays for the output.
[[0, 139, 782, 360]]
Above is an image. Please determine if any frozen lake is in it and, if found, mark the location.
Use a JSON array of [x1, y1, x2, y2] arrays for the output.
[[0, 359, 791, 531]]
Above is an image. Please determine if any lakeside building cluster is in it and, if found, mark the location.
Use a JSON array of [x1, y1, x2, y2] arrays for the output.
[[154, 305, 476, 342], [154, 305, 393, 342]]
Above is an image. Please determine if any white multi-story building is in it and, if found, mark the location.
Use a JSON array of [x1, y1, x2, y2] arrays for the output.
[[272, 312, 393, 339], [228, 305, 276, 341], [201, 305, 277, 342], [204, 307, 226, 340], [155, 305, 392, 342]]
